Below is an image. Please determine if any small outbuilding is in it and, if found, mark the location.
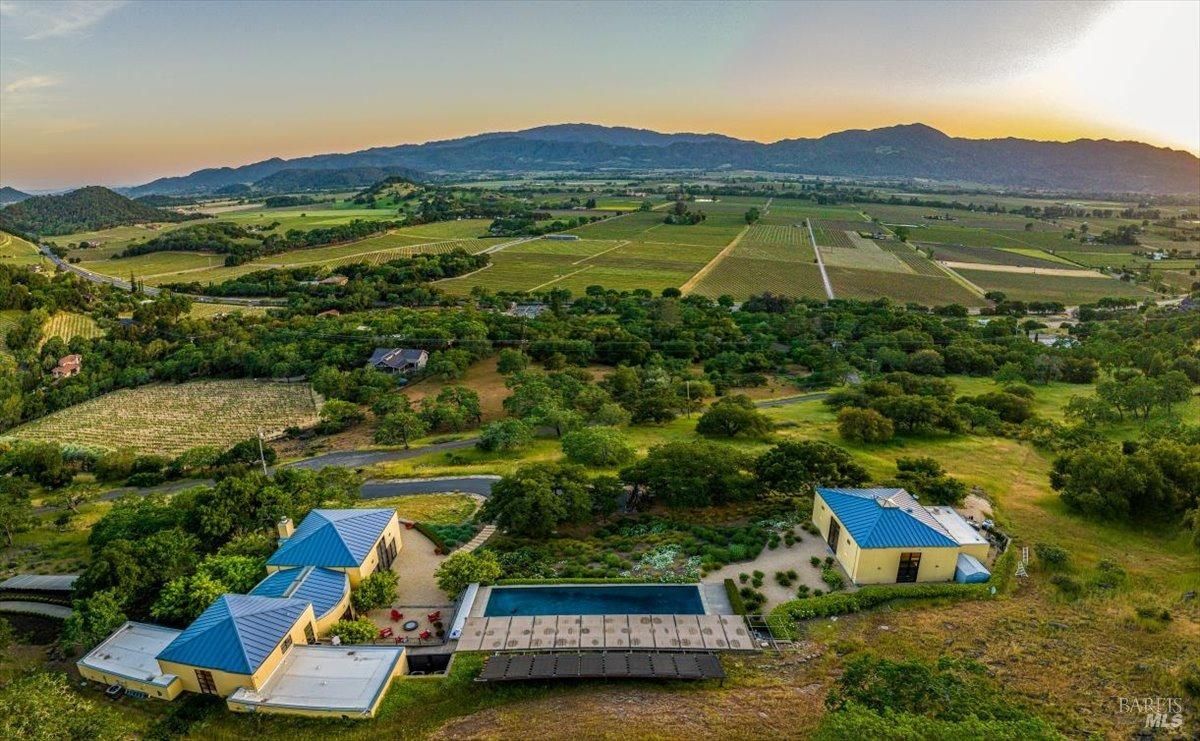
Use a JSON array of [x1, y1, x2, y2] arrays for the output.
[[52, 353, 82, 379], [367, 347, 428, 374], [812, 488, 990, 586]]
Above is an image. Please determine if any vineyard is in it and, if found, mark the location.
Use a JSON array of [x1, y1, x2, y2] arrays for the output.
[[878, 242, 946, 276], [691, 256, 828, 300], [954, 269, 1152, 303], [6, 379, 321, 454], [826, 265, 985, 306], [0, 310, 22, 358], [40, 312, 104, 345], [810, 221, 858, 249], [917, 242, 1076, 268], [822, 234, 910, 272]]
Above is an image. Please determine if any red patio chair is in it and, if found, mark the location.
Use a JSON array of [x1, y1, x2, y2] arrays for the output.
[[394, 636, 406, 644], [426, 610, 441, 622], [378, 627, 393, 639], [419, 629, 432, 640], [390, 609, 402, 622]]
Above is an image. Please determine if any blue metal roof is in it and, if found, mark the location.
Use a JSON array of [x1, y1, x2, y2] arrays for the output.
[[267, 509, 394, 568], [156, 594, 309, 675], [250, 566, 349, 620], [816, 488, 957, 549]]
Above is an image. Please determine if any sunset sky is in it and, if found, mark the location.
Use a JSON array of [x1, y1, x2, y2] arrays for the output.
[[2, 0, 1198, 190]]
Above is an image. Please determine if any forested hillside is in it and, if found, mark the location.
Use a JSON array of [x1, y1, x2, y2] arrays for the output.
[[0, 186, 199, 236]]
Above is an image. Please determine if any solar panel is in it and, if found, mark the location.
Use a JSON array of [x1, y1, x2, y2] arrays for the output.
[[476, 651, 726, 682]]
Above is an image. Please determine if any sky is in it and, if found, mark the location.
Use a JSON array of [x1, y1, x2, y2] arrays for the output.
[[1, 0, 1198, 190]]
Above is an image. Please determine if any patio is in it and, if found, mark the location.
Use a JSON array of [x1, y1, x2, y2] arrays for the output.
[[365, 523, 455, 646], [702, 525, 855, 611]]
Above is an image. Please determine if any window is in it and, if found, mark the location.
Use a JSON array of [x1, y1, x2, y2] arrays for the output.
[[376, 536, 398, 570], [304, 623, 316, 644], [281, 634, 293, 654], [896, 552, 922, 583], [195, 669, 218, 695]]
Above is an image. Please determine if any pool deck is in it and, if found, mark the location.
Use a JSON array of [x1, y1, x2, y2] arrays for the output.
[[454, 613, 756, 652]]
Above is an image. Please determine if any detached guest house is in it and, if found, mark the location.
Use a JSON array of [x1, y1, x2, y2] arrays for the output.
[[812, 488, 990, 586]]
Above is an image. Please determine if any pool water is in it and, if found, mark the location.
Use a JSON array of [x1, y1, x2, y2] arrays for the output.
[[483, 584, 705, 616]]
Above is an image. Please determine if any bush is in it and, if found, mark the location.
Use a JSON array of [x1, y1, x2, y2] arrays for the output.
[[810, 556, 821, 568], [475, 419, 534, 453], [1050, 573, 1082, 599], [561, 427, 636, 466], [1033, 543, 1069, 570], [350, 570, 398, 613], [725, 578, 747, 615], [126, 471, 166, 487], [434, 550, 502, 596], [329, 618, 377, 644], [821, 567, 845, 592], [772, 583, 993, 625]]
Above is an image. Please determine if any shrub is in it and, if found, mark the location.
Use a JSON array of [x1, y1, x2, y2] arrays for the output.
[[1033, 543, 1069, 570], [126, 471, 166, 487], [810, 556, 822, 568], [476, 419, 534, 453], [821, 567, 845, 592], [434, 550, 503, 596], [350, 570, 398, 613], [329, 618, 377, 645], [739, 573, 749, 584], [725, 578, 747, 615], [772, 583, 993, 624], [1090, 559, 1126, 590], [1049, 573, 1082, 599]]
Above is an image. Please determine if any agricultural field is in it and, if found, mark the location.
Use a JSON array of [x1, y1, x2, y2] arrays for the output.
[[0, 309, 22, 357], [907, 224, 1075, 251], [77, 250, 227, 281], [5, 379, 321, 455], [954, 269, 1153, 303], [820, 234, 910, 273], [0, 230, 46, 267], [919, 242, 1080, 268], [39, 312, 103, 345], [876, 241, 945, 276], [691, 256, 828, 300], [826, 265, 984, 306], [862, 203, 1060, 231], [187, 302, 271, 318]]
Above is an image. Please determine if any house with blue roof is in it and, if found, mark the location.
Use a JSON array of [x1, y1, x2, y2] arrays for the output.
[[249, 566, 352, 632], [268, 508, 401, 587], [813, 488, 991, 585]]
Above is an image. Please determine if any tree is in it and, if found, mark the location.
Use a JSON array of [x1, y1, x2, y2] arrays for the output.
[[496, 348, 529, 375], [476, 418, 534, 453], [755, 440, 868, 496], [893, 457, 967, 506], [530, 403, 583, 437], [481, 463, 594, 536], [317, 399, 365, 434], [744, 207, 761, 224], [63, 589, 127, 649], [1156, 370, 1193, 415], [329, 617, 378, 644], [434, 549, 503, 596], [695, 395, 772, 438], [151, 571, 226, 625], [621, 440, 758, 508], [893, 226, 910, 242], [351, 570, 398, 612], [375, 410, 429, 448], [561, 427, 636, 466], [0, 478, 34, 547], [589, 402, 632, 427], [837, 407, 895, 443]]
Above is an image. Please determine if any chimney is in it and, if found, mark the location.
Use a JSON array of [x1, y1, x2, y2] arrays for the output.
[[277, 516, 294, 540]]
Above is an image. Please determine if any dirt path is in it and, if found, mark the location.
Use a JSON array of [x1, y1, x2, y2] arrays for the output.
[[679, 225, 749, 295], [806, 219, 836, 300]]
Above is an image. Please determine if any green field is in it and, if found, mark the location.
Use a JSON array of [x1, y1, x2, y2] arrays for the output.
[[40, 312, 104, 345], [6, 379, 321, 454], [955, 269, 1153, 302], [0, 231, 46, 267], [920, 242, 1080, 268]]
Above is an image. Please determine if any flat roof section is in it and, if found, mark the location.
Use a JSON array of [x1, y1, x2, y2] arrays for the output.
[[78, 621, 182, 687], [227, 645, 403, 716], [1, 573, 78, 592], [926, 506, 989, 546], [477, 651, 726, 682]]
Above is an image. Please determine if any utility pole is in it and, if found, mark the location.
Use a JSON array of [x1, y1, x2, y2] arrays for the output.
[[685, 380, 692, 419], [257, 427, 268, 475]]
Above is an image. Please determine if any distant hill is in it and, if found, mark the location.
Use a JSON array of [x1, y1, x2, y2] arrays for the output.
[[0, 186, 199, 237], [0, 186, 31, 206], [251, 166, 425, 194], [127, 123, 1200, 196]]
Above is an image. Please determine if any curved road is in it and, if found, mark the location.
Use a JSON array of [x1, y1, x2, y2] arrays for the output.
[[283, 437, 478, 470], [361, 475, 500, 499]]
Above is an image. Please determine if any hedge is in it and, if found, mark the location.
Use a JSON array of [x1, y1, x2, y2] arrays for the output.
[[724, 578, 747, 615], [413, 522, 451, 554], [769, 582, 994, 627]]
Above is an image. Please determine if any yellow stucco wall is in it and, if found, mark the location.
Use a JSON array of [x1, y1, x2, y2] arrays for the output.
[[158, 604, 318, 696], [76, 664, 183, 701], [314, 586, 352, 634], [811, 492, 986, 585]]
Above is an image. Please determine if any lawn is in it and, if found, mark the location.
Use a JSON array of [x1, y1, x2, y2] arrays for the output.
[[6, 379, 321, 454], [359, 494, 479, 524]]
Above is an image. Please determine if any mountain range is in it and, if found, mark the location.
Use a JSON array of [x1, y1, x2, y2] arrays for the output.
[[124, 123, 1200, 196]]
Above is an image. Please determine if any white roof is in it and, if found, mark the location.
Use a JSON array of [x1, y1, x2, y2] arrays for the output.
[[78, 621, 181, 687], [1, 573, 78, 591], [926, 506, 988, 546], [228, 645, 403, 715]]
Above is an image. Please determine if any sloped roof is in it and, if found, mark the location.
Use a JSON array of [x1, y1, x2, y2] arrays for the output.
[[156, 594, 309, 675], [368, 348, 426, 369], [267, 509, 394, 568], [816, 488, 957, 549], [249, 566, 349, 620]]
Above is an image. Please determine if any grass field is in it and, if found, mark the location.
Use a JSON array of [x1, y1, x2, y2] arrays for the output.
[[0, 230, 46, 267], [955, 268, 1153, 302], [5, 379, 321, 454], [40, 312, 103, 345], [359, 493, 479, 524]]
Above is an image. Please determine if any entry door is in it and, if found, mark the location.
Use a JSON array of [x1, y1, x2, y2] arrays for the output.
[[896, 552, 922, 583], [195, 669, 218, 695], [826, 519, 841, 554]]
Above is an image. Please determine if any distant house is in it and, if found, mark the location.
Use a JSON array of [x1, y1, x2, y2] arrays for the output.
[[542, 234, 580, 241], [368, 347, 428, 374], [316, 309, 341, 318], [506, 302, 548, 319], [319, 275, 349, 286], [812, 488, 991, 586], [51, 354, 82, 379]]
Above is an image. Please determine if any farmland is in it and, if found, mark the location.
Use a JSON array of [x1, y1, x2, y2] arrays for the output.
[[0, 230, 45, 267], [954, 268, 1153, 302], [40, 312, 104, 345], [0, 310, 21, 357], [5, 379, 321, 454]]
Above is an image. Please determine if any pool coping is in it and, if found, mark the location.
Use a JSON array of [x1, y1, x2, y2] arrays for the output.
[[475, 583, 712, 618]]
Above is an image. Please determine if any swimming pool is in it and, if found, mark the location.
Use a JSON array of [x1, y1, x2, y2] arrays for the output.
[[483, 584, 705, 617]]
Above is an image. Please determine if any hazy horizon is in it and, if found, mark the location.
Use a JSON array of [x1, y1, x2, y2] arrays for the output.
[[2, 0, 1198, 190]]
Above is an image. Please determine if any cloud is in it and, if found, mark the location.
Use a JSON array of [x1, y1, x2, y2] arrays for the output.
[[3, 74, 60, 94], [0, 0, 127, 40]]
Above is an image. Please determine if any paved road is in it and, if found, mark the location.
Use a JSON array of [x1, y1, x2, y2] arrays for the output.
[[284, 437, 478, 470], [361, 475, 500, 499], [0, 601, 71, 619]]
